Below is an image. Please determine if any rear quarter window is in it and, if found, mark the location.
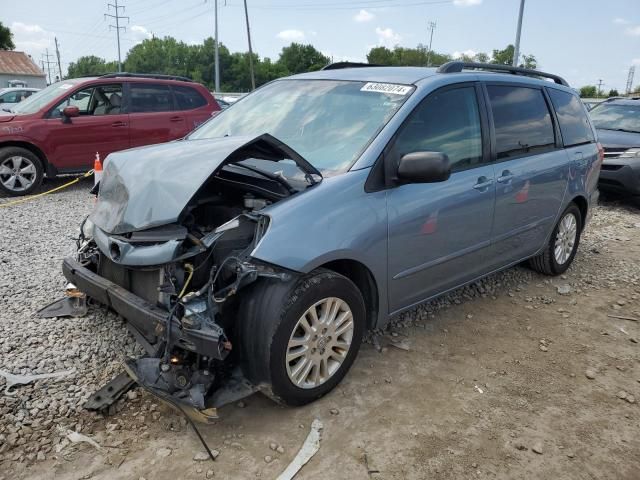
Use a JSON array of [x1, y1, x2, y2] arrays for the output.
[[547, 89, 595, 147], [173, 85, 207, 110], [130, 84, 173, 113], [487, 85, 555, 160]]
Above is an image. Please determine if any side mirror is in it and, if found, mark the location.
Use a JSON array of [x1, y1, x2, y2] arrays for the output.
[[397, 151, 451, 183], [63, 106, 80, 118]]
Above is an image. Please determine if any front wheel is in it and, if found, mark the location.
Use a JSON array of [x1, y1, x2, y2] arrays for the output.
[[0, 147, 44, 196], [239, 269, 365, 406], [529, 203, 582, 275]]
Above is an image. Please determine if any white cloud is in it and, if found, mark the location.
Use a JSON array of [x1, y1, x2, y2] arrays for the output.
[[453, 49, 478, 59], [10, 21, 55, 68], [130, 25, 153, 43], [375, 27, 401, 47], [453, 0, 482, 6], [276, 29, 305, 42], [354, 9, 375, 22], [632, 58, 640, 66], [625, 25, 640, 36], [613, 17, 630, 25]]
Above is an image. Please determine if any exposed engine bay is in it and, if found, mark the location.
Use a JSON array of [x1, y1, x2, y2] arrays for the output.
[[56, 134, 321, 420]]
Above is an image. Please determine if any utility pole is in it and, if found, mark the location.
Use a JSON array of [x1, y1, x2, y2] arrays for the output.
[[105, 0, 129, 72], [54, 37, 63, 80], [243, 0, 255, 90], [214, 0, 220, 92], [41, 50, 55, 84], [626, 66, 635, 95], [512, 0, 525, 67], [426, 21, 436, 67], [597, 79, 604, 97]]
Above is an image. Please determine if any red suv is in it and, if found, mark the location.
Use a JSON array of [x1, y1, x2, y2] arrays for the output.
[[0, 73, 220, 196]]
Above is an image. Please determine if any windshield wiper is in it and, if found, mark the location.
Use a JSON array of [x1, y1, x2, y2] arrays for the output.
[[227, 162, 297, 195], [598, 127, 640, 134]]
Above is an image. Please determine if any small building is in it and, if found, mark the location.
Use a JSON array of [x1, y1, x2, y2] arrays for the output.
[[0, 51, 47, 89]]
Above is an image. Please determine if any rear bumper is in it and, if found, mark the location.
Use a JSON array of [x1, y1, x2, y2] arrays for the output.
[[598, 161, 640, 196], [62, 257, 228, 360]]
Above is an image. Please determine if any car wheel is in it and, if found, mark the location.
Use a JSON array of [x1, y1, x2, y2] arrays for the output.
[[0, 147, 44, 196], [529, 203, 582, 276], [239, 269, 365, 406]]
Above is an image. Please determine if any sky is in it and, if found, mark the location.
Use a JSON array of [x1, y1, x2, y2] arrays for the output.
[[3, 0, 640, 92]]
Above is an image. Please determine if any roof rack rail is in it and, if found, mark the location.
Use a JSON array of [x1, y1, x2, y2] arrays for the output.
[[322, 62, 382, 70], [99, 72, 193, 82], [436, 61, 569, 87]]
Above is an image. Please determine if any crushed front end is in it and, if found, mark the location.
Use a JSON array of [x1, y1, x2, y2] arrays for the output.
[[61, 134, 317, 419]]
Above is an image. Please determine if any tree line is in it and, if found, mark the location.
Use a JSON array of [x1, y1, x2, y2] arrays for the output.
[[66, 36, 537, 92]]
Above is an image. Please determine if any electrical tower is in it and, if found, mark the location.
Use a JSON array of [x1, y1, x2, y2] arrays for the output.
[[597, 79, 604, 97], [105, 0, 129, 72], [41, 50, 55, 84], [626, 66, 635, 95], [426, 21, 436, 67]]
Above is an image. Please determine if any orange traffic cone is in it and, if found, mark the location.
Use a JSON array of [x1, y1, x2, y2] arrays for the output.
[[94, 152, 102, 186]]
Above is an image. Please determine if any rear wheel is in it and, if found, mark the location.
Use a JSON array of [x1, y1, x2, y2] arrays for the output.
[[529, 203, 582, 275], [0, 147, 44, 196], [239, 269, 365, 406]]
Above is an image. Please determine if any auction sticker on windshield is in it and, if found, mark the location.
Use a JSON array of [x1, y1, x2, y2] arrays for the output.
[[361, 82, 412, 95]]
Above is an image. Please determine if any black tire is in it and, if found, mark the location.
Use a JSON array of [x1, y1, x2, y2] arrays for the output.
[[0, 147, 44, 196], [529, 203, 582, 276], [238, 268, 365, 406]]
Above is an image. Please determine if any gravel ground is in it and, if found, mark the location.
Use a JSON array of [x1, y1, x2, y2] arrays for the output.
[[1, 181, 639, 479]]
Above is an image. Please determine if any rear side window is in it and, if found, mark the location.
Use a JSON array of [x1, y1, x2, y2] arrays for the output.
[[393, 86, 483, 172], [547, 89, 595, 147], [173, 85, 207, 110], [130, 84, 173, 113], [487, 85, 555, 160]]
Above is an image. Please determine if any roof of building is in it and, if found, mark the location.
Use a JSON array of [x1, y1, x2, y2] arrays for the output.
[[0, 51, 46, 77]]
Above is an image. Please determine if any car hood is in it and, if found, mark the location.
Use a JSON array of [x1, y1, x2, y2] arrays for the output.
[[91, 134, 321, 234], [596, 128, 640, 149]]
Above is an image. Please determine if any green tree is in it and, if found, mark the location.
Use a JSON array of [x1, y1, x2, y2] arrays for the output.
[[607, 89, 620, 97], [66, 56, 118, 78], [474, 52, 489, 63], [579, 85, 597, 98], [367, 46, 394, 65], [278, 43, 329, 74], [0, 22, 15, 50], [490, 44, 536, 69]]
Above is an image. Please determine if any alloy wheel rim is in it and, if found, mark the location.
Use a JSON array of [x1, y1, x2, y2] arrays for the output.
[[0, 156, 37, 192], [554, 212, 577, 265], [286, 297, 354, 389]]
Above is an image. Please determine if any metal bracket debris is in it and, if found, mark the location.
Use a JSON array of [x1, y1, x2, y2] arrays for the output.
[[276, 419, 323, 480], [84, 372, 136, 413], [36, 283, 88, 318], [0, 368, 75, 395]]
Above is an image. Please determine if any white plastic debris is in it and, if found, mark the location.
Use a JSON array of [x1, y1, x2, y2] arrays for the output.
[[57, 426, 102, 451], [0, 368, 75, 395], [474, 385, 484, 394], [276, 419, 323, 480]]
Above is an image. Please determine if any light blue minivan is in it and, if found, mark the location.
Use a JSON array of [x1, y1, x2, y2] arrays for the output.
[[63, 62, 602, 414]]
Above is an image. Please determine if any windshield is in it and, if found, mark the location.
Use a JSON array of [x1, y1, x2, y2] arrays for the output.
[[590, 104, 640, 133], [10, 79, 87, 115], [189, 79, 414, 173]]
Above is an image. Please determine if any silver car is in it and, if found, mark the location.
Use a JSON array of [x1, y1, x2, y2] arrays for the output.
[[0, 87, 40, 111]]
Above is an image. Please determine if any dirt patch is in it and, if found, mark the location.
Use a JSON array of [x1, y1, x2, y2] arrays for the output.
[[2, 199, 640, 480]]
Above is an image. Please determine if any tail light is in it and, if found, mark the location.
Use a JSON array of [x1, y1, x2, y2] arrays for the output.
[[596, 142, 604, 164]]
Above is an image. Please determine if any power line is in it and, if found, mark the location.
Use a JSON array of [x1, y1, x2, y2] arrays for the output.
[[512, 0, 525, 67], [426, 21, 436, 67], [225, 0, 454, 10], [41, 50, 55, 84], [243, 0, 255, 90], [105, 0, 130, 72]]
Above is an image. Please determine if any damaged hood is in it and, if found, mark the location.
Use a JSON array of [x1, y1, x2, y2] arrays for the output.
[[91, 134, 321, 234]]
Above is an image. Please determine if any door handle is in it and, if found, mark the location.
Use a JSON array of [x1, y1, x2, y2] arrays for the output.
[[473, 176, 494, 191], [111, 121, 127, 127], [170, 116, 185, 122], [496, 170, 514, 184]]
